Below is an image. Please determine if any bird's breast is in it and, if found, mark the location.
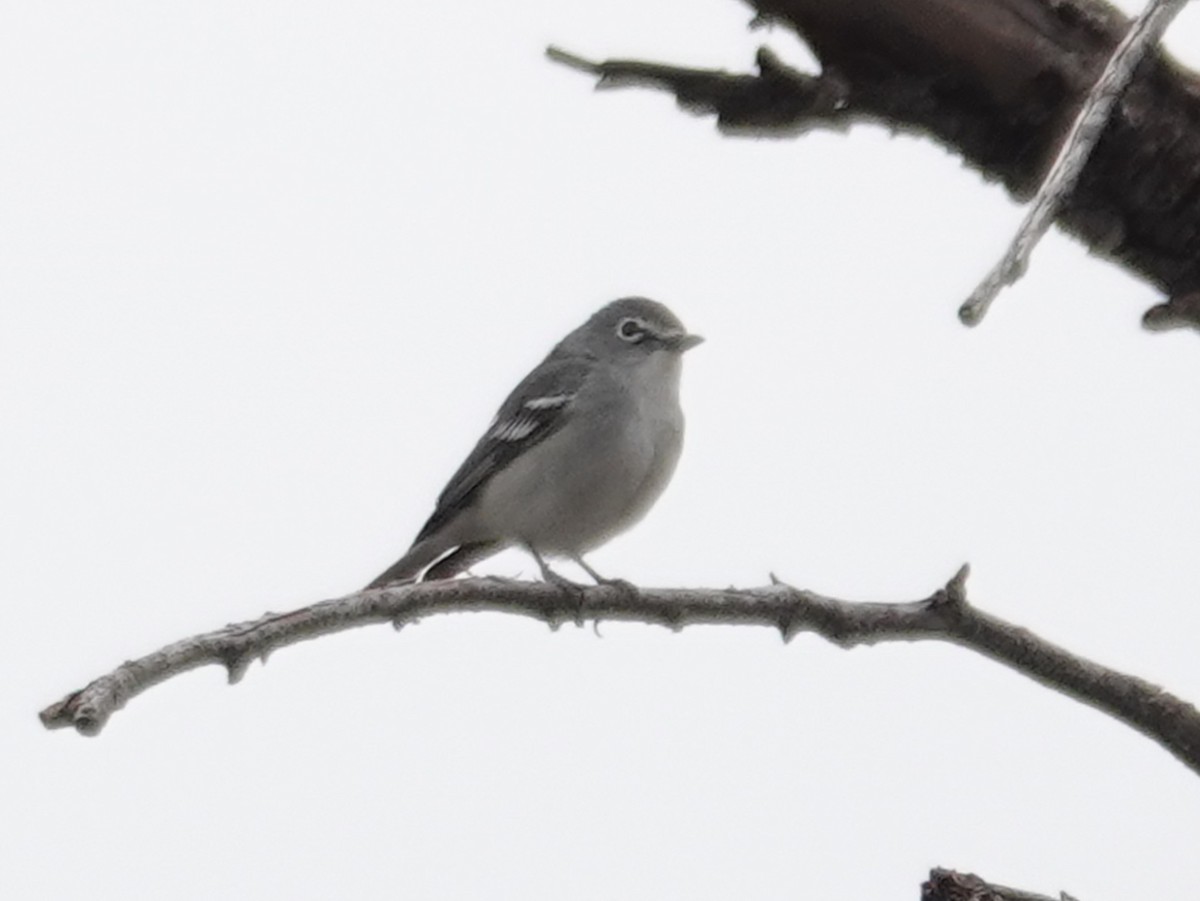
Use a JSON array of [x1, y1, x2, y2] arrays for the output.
[[475, 355, 685, 554]]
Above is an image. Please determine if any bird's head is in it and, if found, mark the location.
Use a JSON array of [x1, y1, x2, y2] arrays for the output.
[[560, 297, 704, 364]]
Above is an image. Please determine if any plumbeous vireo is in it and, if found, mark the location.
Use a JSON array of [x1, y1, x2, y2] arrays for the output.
[[367, 297, 703, 587]]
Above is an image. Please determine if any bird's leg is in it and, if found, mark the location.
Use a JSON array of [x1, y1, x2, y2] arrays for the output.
[[528, 545, 573, 585], [526, 545, 587, 626], [572, 555, 605, 583], [571, 555, 639, 601]]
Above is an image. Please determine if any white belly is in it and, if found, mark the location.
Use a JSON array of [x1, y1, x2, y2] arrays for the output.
[[472, 354, 684, 554]]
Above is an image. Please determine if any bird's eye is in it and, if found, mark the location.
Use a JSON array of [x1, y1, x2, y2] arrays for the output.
[[617, 318, 646, 342]]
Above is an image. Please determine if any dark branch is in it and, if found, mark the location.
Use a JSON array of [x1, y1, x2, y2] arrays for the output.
[[39, 566, 1200, 782], [1143, 289, 1200, 331], [549, 0, 1200, 330], [545, 45, 852, 136]]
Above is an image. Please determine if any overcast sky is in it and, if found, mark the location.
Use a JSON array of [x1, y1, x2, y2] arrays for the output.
[[5, 2, 1200, 899]]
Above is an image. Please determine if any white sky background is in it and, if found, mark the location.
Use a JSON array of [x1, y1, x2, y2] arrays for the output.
[[4, 1, 1200, 898]]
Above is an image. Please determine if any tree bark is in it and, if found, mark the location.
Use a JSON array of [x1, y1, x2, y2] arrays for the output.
[[39, 567, 1200, 786], [553, 0, 1200, 329]]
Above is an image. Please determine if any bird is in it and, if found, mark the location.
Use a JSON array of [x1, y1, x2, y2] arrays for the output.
[[366, 297, 703, 588]]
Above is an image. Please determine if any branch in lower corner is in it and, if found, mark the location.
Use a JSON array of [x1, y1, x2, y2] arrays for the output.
[[922, 867, 1076, 901]]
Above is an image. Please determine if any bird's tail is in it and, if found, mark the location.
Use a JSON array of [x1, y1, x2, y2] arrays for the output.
[[365, 536, 447, 589], [423, 541, 503, 581], [365, 538, 504, 589]]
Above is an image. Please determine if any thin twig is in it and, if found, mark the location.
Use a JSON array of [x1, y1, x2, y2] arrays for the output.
[[38, 566, 1200, 780], [958, 0, 1192, 326]]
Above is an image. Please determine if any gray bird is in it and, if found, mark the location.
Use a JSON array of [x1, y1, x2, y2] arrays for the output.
[[367, 297, 702, 588]]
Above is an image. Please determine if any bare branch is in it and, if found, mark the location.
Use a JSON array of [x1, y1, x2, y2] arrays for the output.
[[959, 0, 1194, 326], [39, 567, 1200, 780]]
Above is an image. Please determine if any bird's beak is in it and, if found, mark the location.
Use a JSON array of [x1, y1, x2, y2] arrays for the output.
[[668, 332, 705, 352]]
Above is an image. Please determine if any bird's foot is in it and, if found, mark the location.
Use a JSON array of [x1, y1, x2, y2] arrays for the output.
[[526, 546, 589, 627], [570, 555, 639, 602], [595, 576, 639, 602], [543, 568, 589, 627]]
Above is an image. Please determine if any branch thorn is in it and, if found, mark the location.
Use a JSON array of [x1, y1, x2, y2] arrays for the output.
[[220, 649, 251, 685], [948, 563, 970, 601], [777, 611, 797, 643], [930, 564, 971, 610]]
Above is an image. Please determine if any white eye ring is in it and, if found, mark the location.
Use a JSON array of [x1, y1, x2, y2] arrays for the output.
[[617, 318, 647, 342]]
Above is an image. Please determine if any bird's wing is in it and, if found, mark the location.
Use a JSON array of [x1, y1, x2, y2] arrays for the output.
[[413, 356, 591, 543]]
